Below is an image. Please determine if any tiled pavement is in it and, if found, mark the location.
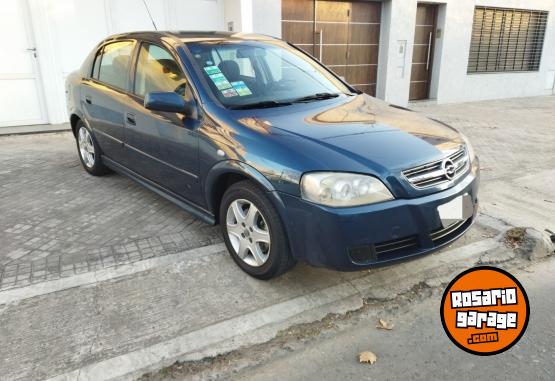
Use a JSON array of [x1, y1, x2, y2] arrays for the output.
[[0, 133, 221, 290]]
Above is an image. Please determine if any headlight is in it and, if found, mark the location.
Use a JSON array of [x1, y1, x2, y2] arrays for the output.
[[460, 133, 476, 162], [300, 172, 394, 207]]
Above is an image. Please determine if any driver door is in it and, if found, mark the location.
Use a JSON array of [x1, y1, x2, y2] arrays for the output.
[[123, 42, 201, 204]]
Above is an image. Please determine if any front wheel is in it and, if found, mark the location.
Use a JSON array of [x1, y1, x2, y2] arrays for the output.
[[220, 180, 296, 280]]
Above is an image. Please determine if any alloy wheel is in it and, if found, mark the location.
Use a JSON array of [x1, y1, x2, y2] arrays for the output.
[[226, 199, 271, 267], [78, 126, 95, 168]]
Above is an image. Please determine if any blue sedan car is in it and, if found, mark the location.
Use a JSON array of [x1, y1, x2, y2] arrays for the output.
[[66, 31, 479, 279]]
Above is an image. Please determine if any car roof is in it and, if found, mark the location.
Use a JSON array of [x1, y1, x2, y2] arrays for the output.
[[104, 31, 278, 45]]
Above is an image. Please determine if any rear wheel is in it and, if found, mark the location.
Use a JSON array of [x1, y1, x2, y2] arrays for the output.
[[75, 120, 109, 176], [220, 180, 296, 279]]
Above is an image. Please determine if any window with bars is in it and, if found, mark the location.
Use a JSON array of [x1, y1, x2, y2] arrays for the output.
[[467, 7, 548, 73]]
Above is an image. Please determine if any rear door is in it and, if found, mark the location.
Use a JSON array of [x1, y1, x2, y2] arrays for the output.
[[82, 40, 135, 163], [123, 42, 201, 204]]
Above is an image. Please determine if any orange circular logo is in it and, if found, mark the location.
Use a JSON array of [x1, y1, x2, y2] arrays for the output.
[[440, 266, 529, 355]]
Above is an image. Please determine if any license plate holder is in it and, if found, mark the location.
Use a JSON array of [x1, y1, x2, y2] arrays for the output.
[[437, 194, 473, 228]]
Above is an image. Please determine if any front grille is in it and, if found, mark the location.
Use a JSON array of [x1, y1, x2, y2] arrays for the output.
[[348, 245, 376, 264], [402, 146, 469, 189], [375, 235, 418, 259], [430, 218, 471, 244], [348, 235, 419, 264], [347, 217, 473, 265]]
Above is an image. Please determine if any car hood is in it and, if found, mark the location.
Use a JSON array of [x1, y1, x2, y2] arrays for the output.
[[236, 94, 464, 171]]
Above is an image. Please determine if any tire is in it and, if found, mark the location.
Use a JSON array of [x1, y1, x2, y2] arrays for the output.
[[220, 180, 296, 280], [75, 120, 110, 176]]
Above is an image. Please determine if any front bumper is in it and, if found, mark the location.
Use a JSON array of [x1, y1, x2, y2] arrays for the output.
[[278, 165, 480, 271]]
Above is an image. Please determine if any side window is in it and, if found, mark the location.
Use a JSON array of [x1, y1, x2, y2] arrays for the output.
[[134, 43, 187, 97], [97, 41, 134, 90], [91, 49, 102, 79]]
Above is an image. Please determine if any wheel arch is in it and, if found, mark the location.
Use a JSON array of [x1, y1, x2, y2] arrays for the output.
[[205, 160, 286, 225], [69, 110, 87, 138]]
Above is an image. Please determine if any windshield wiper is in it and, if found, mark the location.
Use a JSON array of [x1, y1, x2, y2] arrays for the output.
[[291, 92, 340, 103], [229, 100, 292, 110]]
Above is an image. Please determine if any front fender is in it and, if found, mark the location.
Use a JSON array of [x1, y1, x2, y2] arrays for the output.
[[204, 160, 296, 257], [204, 160, 276, 210], [204, 160, 290, 225]]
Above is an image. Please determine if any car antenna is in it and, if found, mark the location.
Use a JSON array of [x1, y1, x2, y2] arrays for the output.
[[141, 0, 158, 30]]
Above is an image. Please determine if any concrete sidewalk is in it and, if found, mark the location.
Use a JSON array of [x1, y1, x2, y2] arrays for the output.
[[0, 123, 71, 136]]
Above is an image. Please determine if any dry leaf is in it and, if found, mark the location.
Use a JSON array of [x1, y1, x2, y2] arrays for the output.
[[359, 351, 377, 364], [377, 318, 394, 330]]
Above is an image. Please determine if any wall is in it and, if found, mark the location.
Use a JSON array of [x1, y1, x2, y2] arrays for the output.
[[224, 0, 246, 32], [252, 0, 281, 37], [224, 0, 281, 37], [27, 0, 225, 124], [437, 0, 555, 103], [378, 0, 555, 106], [12, 0, 555, 125], [376, 0, 418, 105]]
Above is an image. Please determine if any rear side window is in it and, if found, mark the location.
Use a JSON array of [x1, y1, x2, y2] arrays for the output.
[[134, 43, 187, 97], [95, 41, 134, 90]]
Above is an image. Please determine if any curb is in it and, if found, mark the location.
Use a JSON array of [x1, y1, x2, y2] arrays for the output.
[[0, 126, 71, 136], [527, 228, 555, 260], [0, 244, 227, 305], [45, 236, 503, 381]]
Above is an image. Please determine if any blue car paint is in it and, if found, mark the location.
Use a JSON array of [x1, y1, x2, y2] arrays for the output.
[[66, 31, 479, 271], [280, 162, 479, 270]]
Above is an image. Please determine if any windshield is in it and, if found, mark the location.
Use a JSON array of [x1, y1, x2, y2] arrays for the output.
[[185, 40, 353, 108]]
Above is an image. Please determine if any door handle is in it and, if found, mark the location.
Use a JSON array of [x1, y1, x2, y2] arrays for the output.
[[426, 31, 432, 71], [85, 95, 92, 104], [126, 113, 136, 125]]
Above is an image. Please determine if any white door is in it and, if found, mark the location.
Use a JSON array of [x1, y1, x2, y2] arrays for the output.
[[0, 0, 46, 127]]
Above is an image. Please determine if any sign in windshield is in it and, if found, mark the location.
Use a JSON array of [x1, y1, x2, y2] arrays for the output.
[[186, 41, 352, 108]]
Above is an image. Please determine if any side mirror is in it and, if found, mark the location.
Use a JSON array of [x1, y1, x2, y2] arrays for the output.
[[144, 91, 186, 113]]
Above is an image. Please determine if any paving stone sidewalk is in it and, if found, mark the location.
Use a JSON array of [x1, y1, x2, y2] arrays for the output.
[[0, 133, 221, 290]]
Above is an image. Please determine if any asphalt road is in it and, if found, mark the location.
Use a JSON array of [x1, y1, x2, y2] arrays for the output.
[[235, 257, 555, 381]]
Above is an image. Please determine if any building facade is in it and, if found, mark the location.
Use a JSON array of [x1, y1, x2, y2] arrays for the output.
[[1, 0, 553, 128]]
